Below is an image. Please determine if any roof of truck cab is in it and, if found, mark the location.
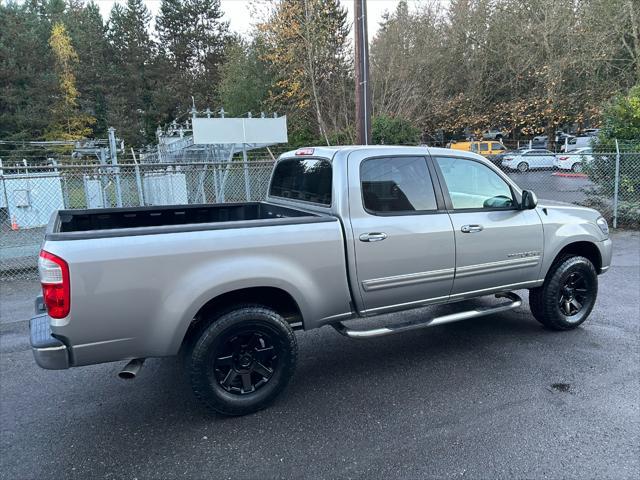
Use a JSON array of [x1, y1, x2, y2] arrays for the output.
[[279, 145, 488, 163]]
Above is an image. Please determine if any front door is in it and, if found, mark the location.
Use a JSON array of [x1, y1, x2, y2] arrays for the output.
[[348, 153, 455, 315], [433, 155, 544, 296]]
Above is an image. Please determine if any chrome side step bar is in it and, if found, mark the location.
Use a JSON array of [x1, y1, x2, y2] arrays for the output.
[[332, 292, 522, 339]]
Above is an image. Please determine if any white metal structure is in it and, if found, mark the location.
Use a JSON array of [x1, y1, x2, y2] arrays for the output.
[[0, 171, 64, 228]]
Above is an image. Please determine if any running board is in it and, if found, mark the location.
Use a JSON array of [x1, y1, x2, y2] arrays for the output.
[[332, 292, 522, 339]]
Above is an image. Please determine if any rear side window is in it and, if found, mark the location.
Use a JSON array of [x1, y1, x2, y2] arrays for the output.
[[269, 158, 332, 205], [480, 143, 489, 151], [361, 156, 437, 214]]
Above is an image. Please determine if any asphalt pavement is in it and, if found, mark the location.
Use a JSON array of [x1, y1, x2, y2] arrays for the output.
[[1, 231, 638, 479], [505, 170, 593, 205]]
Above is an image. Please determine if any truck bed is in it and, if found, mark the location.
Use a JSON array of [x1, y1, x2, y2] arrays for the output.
[[48, 202, 331, 240]]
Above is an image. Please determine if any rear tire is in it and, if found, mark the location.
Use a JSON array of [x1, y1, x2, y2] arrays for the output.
[[529, 256, 598, 330], [572, 162, 583, 173], [188, 305, 298, 416], [517, 162, 529, 172]]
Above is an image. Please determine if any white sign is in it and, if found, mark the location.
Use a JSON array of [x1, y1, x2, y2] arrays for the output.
[[192, 117, 288, 145]]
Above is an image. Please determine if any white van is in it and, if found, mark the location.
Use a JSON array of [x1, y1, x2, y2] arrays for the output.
[[563, 136, 597, 152]]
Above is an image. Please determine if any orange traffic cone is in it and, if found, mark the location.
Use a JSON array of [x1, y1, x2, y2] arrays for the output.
[[10, 216, 18, 231]]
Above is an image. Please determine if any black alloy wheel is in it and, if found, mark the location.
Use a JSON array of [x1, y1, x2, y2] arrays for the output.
[[188, 305, 298, 416], [558, 271, 589, 316], [214, 330, 278, 395], [529, 255, 598, 330]]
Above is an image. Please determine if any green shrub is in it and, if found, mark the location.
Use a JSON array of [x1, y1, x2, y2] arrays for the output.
[[585, 85, 640, 222], [372, 115, 420, 145]]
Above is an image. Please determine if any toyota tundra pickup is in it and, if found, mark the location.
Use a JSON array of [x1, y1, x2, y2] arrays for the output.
[[31, 146, 612, 415]]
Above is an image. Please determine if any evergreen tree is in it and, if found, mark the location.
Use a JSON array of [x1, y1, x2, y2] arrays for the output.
[[107, 0, 155, 146], [219, 36, 272, 117], [156, 0, 230, 112], [0, 1, 57, 140], [65, 1, 110, 136]]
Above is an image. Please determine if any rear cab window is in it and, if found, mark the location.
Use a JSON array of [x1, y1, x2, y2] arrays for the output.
[[269, 158, 332, 206]]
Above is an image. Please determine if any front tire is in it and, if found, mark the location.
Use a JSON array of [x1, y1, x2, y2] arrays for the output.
[[188, 305, 298, 415], [529, 256, 598, 330]]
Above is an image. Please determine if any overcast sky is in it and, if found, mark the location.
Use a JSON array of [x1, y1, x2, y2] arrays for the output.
[[94, 0, 405, 38]]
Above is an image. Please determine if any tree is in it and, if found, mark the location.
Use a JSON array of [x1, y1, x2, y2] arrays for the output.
[[0, 0, 57, 140], [370, 0, 639, 142], [219, 37, 272, 117], [156, 0, 230, 112], [64, 1, 111, 136], [585, 84, 640, 226], [46, 21, 95, 140], [258, 0, 353, 145], [106, 0, 155, 146]]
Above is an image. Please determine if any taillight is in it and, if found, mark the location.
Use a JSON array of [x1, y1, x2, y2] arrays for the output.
[[559, 156, 569, 161], [38, 250, 70, 319]]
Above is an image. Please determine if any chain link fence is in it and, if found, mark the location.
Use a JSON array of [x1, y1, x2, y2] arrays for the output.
[[1, 145, 638, 280], [1, 154, 276, 279]]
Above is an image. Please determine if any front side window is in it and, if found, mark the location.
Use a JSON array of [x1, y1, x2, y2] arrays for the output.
[[492, 143, 505, 151], [361, 156, 437, 214], [479, 143, 489, 152], [435, 157, 514, 209], [269, 158, 332, 205]]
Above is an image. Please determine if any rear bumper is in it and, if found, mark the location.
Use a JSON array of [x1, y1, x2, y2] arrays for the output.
[[30, 314, 70, 370]]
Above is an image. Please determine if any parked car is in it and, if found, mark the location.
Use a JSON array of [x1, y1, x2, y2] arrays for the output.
[[481, 129, 507, 140], [555, 147, 594, 172], [492, 147, 528, 168], [30, 145, 612, 416], [449, 140, 507, 158], [531, 135, 548, 148], [501, 148, 557, 171]]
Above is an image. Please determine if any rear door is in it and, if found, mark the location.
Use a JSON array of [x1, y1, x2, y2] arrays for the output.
[[348, 152, 455, 315], [432, 155, 543, 297], [527, 150, 556, 169]]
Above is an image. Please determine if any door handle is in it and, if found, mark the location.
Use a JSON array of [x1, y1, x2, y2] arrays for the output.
[[461, 224, 484, 233], [359, 232, 387, 242]]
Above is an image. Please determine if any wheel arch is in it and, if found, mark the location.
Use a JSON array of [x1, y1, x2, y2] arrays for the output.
[[180, 286, 304, 351], [548, 241, 603, 275]]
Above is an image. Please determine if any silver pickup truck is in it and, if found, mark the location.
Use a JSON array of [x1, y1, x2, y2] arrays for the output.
[[31, 146, 612, 415]]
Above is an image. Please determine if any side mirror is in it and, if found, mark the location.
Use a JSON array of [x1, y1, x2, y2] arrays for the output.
[[521, 190, 538, 210]]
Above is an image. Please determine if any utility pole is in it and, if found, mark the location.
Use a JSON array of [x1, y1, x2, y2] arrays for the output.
[[354, 0, 371, 145]]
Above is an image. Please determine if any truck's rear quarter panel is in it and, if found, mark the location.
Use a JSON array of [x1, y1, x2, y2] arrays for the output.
[[44, 219, 351, 366]]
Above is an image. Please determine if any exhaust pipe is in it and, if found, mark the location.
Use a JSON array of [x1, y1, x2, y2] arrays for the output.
[[118, 358, 145, 380]]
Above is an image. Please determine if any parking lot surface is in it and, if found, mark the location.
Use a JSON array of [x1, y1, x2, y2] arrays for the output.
[[505, 170, 593, 205], [1, 231, 638, 479]]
